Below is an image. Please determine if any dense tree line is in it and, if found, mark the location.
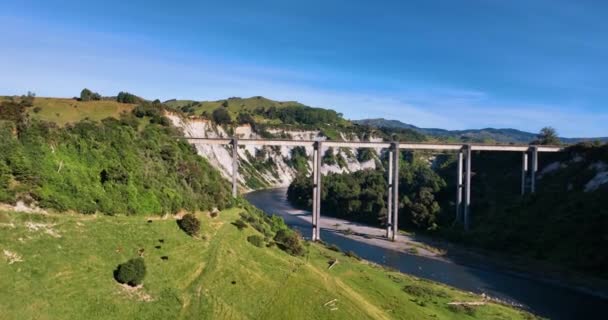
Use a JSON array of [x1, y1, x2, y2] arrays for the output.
[[0, 101, 233, 214], [252, 105, 343, 126], [287, 151, 446, 229]]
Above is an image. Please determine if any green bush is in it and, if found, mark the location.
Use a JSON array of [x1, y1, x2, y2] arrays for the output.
[[212, 108, 232, 124], [273, 229, 305, 256], [247, 235, 264, 248], [178, 213, 200, 236], [232, 219, 248, 230], [80, 88, 101, 101], [114, 257, 146, 286], [116, 91, 140, 104]]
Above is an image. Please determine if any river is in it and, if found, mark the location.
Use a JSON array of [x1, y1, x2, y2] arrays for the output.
[[245, 188, 608, 320]]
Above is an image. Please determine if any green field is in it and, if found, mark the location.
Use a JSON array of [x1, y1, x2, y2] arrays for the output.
[[0, 209, 535, 319], [26, 97, 137, 125]]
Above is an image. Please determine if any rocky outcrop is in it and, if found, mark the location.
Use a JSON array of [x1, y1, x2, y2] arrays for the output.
[[166, 112, 381, 191]]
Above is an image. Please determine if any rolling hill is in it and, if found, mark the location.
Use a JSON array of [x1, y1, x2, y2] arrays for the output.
[[354, 118, 608, 144]]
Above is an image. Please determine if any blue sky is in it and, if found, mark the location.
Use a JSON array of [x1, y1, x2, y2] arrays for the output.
[[1, 0, 607, 137]]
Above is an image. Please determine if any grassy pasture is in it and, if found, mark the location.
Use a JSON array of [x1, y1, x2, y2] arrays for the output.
[[27, 97, 137, 125], [0, 209, 536, 319]]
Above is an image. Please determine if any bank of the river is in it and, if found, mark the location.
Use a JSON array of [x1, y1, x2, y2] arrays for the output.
[[245, 188, 608, 320]]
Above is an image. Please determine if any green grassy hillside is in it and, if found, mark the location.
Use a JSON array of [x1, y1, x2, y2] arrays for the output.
[[27, 97, 137, 125], [0, 98, 232, 215], [0, 208, 536, 320]]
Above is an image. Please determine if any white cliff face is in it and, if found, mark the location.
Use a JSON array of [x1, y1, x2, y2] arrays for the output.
[[166, 112, 382, 191]]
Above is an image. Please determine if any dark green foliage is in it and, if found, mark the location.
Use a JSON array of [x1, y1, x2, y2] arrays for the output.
[[533, 126, 560, 145], [286, 147, 309, 173], [212, 108, 232, 124], [448, 304, 477, 316], [132, 101, 170, 126], [80, 88, 101, 101], [247, 235, 264, 247], [344, 250, 360, 260], [115, 257, 146, 286], [0, 113, 232, 215], [402, 284, 448, 299], [178, 213, 200, 236], [288, 154, 445, 230], [322, 148, 337, 165], [0, 100, 28, 132], [232, 219, 248, 230], [237, 113, 255, 125], [357, 148, 375, 162], [436, 144, 608, 277], [273, 229, 305, 256], [116, 91, 140, 104], [253, 105, 343, 126]]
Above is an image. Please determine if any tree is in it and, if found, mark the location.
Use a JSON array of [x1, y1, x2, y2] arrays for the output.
[[212, 108, 232, 124], [178, 213, 201, 236], [237, 113, 255, 125], [114, 257, 146, 286], [80, 88, 101, 101], [536, 127, 560, 145], [117, 91, 139, 104]]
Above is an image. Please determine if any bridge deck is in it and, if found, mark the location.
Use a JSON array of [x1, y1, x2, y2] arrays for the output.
[[183, 137, 563, 152]]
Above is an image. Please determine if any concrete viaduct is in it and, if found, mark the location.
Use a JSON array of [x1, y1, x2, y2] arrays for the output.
[[185, 138, 562, 241]]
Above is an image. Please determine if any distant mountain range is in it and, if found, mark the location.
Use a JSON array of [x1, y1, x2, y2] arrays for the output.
[[353, 118, 607, 144]]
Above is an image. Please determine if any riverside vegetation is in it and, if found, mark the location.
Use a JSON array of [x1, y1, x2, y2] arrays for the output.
[[0, 91, 540, 319], [287, 137, 608, 278]]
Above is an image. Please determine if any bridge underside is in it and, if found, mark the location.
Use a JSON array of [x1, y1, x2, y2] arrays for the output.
[[186, 138, 561, 240]]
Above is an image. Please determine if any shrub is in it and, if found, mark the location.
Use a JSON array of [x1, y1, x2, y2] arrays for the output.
[[80, 88, 101, 101], [212, 108, 232, 124], [344, 250, 360, 260], [273, 229, 305, 256], [178, 213, 200, 236], [114, 257, 146, 286], [326, 244, 341, 252], [33, 107, 42, 113], [233, 219, 248, 230], [448, 304, 477, 316], [247, 235, 264, 248], [116, 91, 139, 104]]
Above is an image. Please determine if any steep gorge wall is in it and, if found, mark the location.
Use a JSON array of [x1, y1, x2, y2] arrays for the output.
[[166, 112, 382, 191]]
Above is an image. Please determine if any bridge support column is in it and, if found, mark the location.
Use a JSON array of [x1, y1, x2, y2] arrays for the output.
[[521, 152, 528, 195], [386, 149, 393, 239], [391, 142, 399, 241], [231, 138, 238, 198], [530, 146, 538, 193], [464, 144, 472, 232], [312, 141, 323, 241], [456, 150, 463, 223], [312, 143, 318, 241]]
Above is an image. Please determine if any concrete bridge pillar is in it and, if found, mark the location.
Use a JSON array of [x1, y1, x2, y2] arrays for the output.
[[521, 152, 528, 195], [530, 146, 538, 193], [386, 149, 393, 239], [464, 144, 472, 232], [312, 141, 323, 241], [391, 142, 400, 241], [456, 150, 464, 224], [231, 138, 238, 198]]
